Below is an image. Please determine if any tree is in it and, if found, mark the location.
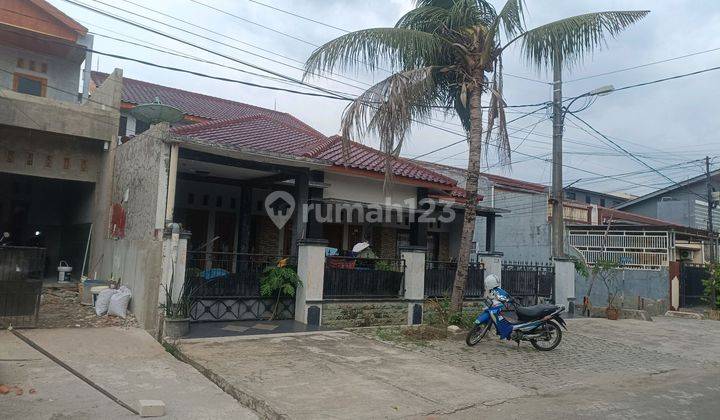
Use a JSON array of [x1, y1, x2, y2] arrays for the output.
[[304, 0, 648, 313]]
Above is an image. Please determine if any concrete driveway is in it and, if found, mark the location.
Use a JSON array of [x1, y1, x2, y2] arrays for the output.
[[0, 327, 257, 420], [179, 317, 720, 419]]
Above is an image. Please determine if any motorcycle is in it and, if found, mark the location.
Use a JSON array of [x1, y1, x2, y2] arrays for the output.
[[466, 283, 567, 351]]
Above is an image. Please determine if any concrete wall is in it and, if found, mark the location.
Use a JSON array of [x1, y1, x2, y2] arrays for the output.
[[0, 44, 81, 103], [94, 124, 171, 331], [475, 188, 551, 262], [0, 127, 103, 183], [575, 267, 669, 312], [323, 172, 417, 208]]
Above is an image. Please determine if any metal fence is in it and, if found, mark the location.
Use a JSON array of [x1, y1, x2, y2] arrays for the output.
[[568, 230, 669, 270], [501, 261, 555, 305], [185, 252, 297, 321], [424, 261, 485, 298], [323, 257, 405, 299], [0, 246, 46, 281], [0, 247, 46, 327], [680, 263, 709, 308]]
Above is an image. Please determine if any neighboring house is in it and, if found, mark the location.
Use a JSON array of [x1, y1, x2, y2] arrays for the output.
[[0, 0, 121, 280], [562, 186, 633, 208], [614, 169, 720, 232]]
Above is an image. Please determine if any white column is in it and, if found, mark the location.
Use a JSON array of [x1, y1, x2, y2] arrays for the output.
[[553, 258, 576, 310], [400, 246, 426, 325], [476, 252, 502, 282], [295, 239, 327, 325]]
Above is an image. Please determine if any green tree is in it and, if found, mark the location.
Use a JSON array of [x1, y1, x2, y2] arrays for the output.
[[260, 266, 302, 320], [305, 0, 648, 313]]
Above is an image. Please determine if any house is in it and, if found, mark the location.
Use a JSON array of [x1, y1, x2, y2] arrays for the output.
[[0, 0, 121, 283], [563, 186, 633, 208], [614, 169, 720, 232], [92, 73, 504, 330]]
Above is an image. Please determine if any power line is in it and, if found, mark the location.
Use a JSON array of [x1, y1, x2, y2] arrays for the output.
[[241, 0, 550, 85], [565, 46, 720, 83]]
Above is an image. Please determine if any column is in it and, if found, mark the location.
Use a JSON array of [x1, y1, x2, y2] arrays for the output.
[[553, 257, 576, 311], [295, 239, 327, 325], [409, 188, 428, 248], [238, 187, 252, 254], [291, 172, 309, 256], [485, 215, 496, 253], [401, 246, 426, 325]]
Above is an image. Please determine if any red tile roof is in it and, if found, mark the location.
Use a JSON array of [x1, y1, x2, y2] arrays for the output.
[[311, 136, 456, 186], [90, 71, 315, 131], [171, 114, 327, 157], [171, 117, 456, 187]]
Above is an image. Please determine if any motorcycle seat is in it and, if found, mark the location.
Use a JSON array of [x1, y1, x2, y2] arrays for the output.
[[516, 304, 558, 321]]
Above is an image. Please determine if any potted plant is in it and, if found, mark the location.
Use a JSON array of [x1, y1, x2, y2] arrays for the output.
[[702, 264, 720, 320], [160, 281, 192, 338], [260, 259, 301, 320]]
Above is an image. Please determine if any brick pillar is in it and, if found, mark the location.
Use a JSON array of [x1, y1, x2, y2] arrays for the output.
[[295, 239, 327, 325], [401, 246, 426, 325]]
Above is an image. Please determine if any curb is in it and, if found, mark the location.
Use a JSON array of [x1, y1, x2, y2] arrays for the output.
[[165, 339, 288, 420]]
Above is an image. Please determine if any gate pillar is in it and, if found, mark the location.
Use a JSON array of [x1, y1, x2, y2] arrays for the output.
[[475, 252, 502, 285], [295, 239, 327, 325], [400, 246, 426, 325], [553, 257, 575, 308]]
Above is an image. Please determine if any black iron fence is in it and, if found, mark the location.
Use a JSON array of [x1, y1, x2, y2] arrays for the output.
[[501, 261, 555, 305], [185, 252, 297, 321], [323, 257, 405, 299], [0, 247, 45, 327], [680, 263, 709, 308], [424, 261, 485, 298]]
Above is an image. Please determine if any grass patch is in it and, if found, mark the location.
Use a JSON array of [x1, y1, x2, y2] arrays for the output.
[[163, 341, 181, 359]]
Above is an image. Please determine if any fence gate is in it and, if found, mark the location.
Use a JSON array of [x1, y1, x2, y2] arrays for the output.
[[185, 252, 296, 322], [0, 247, 45, 327], [679, 263, 708, 308], [501, 261, 555, 305]]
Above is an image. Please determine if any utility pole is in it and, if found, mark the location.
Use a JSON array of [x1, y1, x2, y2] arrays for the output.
[[706, 156, 716, 262], [551, 52, 564, 259]]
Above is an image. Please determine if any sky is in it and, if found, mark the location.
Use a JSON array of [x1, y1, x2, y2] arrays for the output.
[[49, 0, 720, 197]]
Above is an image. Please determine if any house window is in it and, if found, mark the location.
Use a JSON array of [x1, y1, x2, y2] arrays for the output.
[[585, 195, 591, 204], [566, 192, 576, 200], [600, 198, 606, 207], [187, 193, 194, 205], [118, 116, 128, 137], [13, 73, 46, 97]]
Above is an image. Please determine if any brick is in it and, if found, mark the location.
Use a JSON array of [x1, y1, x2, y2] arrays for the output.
[[139, 400, 165, 417]]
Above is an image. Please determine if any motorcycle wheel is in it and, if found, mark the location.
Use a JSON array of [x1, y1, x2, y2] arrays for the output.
[[530, 320, 562, 351], [465, 322, 490, 346]]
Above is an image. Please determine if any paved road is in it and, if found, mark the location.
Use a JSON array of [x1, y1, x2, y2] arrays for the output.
[[179, 316, 720, 419]]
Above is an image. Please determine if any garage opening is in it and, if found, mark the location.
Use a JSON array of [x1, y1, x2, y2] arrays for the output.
[[0, 173, 94, 281]]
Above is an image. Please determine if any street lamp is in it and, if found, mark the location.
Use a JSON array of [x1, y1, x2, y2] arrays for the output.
[[551, 84, 615, 259]]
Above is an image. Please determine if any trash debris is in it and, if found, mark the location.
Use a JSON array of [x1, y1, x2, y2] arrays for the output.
[[107, 286, 132, 318], [95, 288, 118, 316], [0, 384, 9, 395]]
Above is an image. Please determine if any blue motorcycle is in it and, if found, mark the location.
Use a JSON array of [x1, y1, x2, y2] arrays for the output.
[[466, 286, 567, 351]]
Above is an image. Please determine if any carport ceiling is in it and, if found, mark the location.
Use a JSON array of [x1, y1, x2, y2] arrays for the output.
[[178, 159, 274, 180]]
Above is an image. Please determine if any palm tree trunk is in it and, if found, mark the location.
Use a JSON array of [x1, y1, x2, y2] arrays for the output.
[[450, 85, 483, 313]]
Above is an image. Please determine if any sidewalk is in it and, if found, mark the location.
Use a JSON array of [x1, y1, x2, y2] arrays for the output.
[[0, 327, 257, 420]]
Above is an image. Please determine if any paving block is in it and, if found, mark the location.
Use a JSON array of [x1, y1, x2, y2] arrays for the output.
[[139, 399, 166, 417]]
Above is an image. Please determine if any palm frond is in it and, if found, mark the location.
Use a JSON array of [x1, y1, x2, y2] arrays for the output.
[[485, 56, 510, 167], [518, 11, 649, 70], [340, 67, 440, 187], [304, 28, 447, 77], [493, 0, 526, 39]]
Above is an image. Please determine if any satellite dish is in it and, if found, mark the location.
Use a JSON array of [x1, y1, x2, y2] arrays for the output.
[[130, 97, 183, 125]]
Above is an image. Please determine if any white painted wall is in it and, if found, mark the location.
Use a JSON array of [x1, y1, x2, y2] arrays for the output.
[[323, 172, 418, 208]]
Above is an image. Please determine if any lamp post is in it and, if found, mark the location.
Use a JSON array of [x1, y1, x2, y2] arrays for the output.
[[551, 84, 615, 259]]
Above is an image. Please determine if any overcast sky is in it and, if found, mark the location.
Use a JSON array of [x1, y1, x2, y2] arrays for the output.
[[50, 0, 720, 197]]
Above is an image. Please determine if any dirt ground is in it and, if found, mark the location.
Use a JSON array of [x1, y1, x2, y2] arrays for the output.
[[36, 285, 138, 329]]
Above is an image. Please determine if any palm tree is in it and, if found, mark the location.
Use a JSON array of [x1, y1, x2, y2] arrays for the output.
[[304, 0, 648, 313]]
